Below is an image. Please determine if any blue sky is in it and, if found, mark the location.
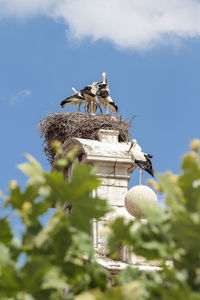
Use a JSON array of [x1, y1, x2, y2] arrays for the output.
[[0, 0, 200, 195]]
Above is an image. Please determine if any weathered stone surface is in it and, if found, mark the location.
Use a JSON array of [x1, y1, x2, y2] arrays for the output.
[[60, 131, 136, 258], [100, 177, 128, 188], [97, 185, 128, 206], [125, 184, 158, 217], [61, 130, 159, 271]]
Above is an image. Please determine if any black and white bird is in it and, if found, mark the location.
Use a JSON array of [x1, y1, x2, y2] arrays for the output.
[[97, 72, 118, 113], [60, 89, 86, 112], [80, 82, 101, 114], [128, 139, 154, 177], [60, 83, 100, 113]]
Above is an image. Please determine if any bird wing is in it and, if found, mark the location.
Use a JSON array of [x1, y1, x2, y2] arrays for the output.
[[76, 92, 85, 99], [81, 86, 96, 97], [97, 89, 109, 98], [134, 154, 154, 177], [143, 155, 154, 177], [60, 93, 85, 107], [106, 96, 118, 112], [132, 150, 146, 161], [97, 95, 107, 109]]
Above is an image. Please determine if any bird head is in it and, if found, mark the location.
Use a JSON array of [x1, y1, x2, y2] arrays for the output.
[[102, 72, 107, 84], [128, 139, 137, 152], [98, 82, 109, 89]]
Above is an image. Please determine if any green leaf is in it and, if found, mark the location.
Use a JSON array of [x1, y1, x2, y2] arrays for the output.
[[158, 174, 183, 212], [137, 200, 166, 224], [20, 256, 52, 296], [18, 154, 45, 186], [45, 164, 110, 233], [70, 164, 100, 196], [23, 221, 43, 247], [55, 158, 68, 168], [0, 266, 22, 297], [44, 171, 72, 207], [41, 267, 68, 290], [74, 281, 144, 300], [7, 185, 39, 210], [33, 213, 72, 265], [120, 267, 139, 284], [0, 243, 12, 267], [0, 218, 13, 245], [69, 195, 110, 233], [179, 153, 200, 212]]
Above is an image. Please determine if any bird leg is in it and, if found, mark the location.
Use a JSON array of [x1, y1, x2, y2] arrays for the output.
[[84, 103, 86, 113], [139, 168, 143, 185], [91, 100, 95, 114], [97, 103, 102, 113], [87, 101, 91, 114], [77, 104, 81, 112]]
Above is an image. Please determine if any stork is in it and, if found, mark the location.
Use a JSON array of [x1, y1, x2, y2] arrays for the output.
[[60, 90, 86, 112], [80, 82, 100, 114], [128, 139, 154, 183], [97, 72, 118, 113]]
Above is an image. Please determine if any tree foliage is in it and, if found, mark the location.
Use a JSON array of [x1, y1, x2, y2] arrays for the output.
[[0, 139, 200, 299], [0, 148, 110, 300], [105, 139, 200, 300]]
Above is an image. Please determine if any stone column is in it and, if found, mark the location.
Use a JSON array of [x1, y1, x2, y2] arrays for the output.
[[59, 129, 137, 262]]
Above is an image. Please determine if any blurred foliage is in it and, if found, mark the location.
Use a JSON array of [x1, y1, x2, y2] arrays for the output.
[[0, 139, 200, 299], [0, 146, 110, 299], [105, 139, 200, 299]]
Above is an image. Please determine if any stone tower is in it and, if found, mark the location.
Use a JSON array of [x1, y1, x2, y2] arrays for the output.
[[55, 128, 159, 273]]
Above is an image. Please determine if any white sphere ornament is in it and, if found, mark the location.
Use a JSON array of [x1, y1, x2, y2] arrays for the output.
[[125, 185, 158, 217]]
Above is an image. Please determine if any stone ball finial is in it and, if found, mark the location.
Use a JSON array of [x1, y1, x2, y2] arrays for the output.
[[125, 185, 158, 217]]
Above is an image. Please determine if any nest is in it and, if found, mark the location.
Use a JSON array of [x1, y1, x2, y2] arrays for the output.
[[39, 112, 131, 164]]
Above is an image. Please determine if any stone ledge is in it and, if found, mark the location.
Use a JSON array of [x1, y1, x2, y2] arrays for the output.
[[96, 256, 162, 273]]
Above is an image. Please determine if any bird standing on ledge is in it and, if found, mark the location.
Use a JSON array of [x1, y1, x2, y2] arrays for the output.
[[128, 139, 154, 178]]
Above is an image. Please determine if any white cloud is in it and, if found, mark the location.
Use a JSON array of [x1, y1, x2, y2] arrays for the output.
[[10, 89, 31, 105], [1, 0, 200, 50], [0, 0, 58, 18]]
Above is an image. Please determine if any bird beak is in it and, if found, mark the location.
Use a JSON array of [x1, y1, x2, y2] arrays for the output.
[[127, 143, 133, 153]]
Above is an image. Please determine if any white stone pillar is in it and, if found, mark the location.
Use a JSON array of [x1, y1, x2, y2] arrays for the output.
[[60, 129, 137, 262]]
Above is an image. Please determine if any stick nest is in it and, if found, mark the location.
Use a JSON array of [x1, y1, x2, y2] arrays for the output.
[[39, 112, 131, 164]]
